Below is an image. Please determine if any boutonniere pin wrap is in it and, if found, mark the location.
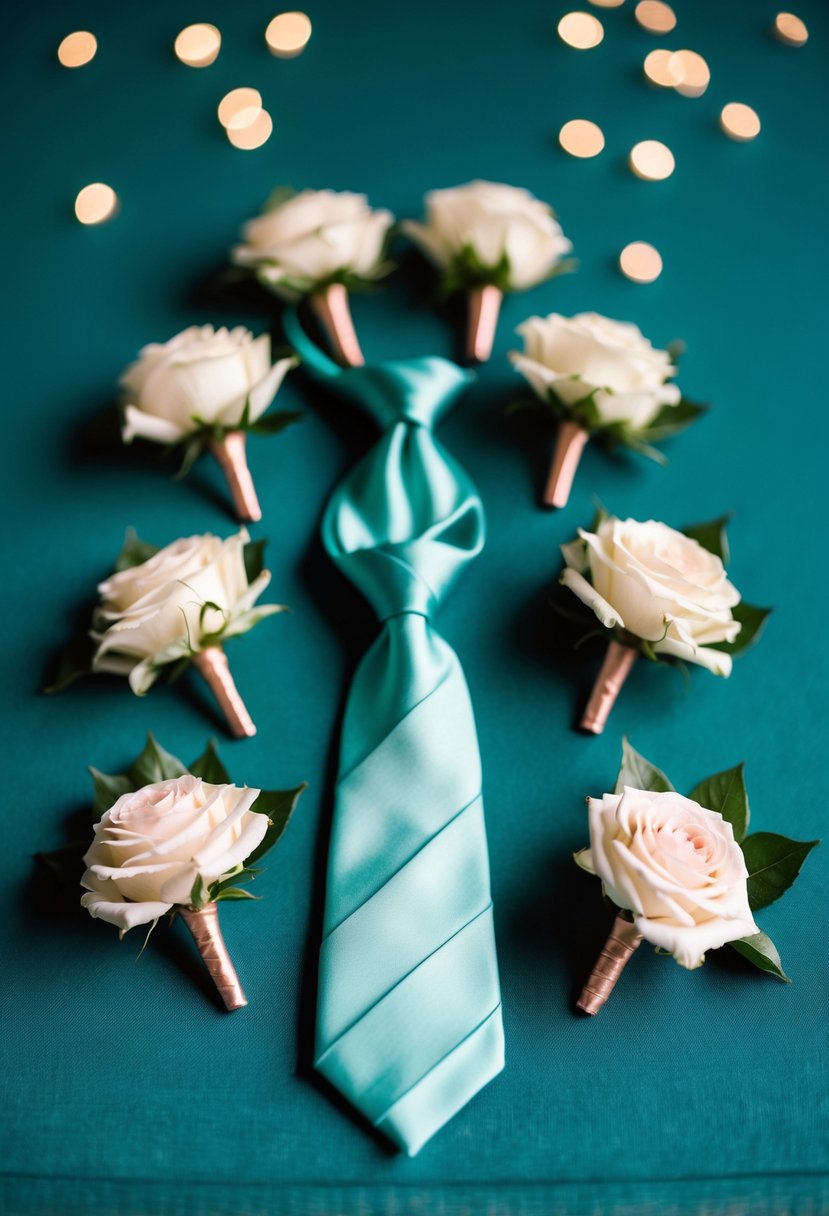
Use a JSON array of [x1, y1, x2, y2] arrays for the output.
[[404, 180, 573, 363], [574, 741, 818, 1014], [232, 188, 395, 367], [558, 512, 769, 733], [120, 325, 299, 522]]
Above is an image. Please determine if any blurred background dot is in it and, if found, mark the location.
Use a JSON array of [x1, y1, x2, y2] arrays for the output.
[[634, 1, 676, 33], [629, 139, 675, 180], [589, 0, 624, 6], [559, 118, 605, 157], [720, 102, 761, 141], [74, 183, 118, 225], [643, 48, 679, 86], [669, 49, 710, 97], [557, 12, 604, 48], [174, 24, 221, 67], [773, 12, 808, 45], [266, 12, 312, 57], [227, 110, 273, 149], [218, 87, 263, 130], [619, 241, 663, 282], [57, 31, 97, 68]]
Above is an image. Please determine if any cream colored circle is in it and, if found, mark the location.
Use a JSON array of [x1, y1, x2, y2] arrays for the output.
[[227, 109, 273, 149], [629, 140, 675, 181], [720, 102, 761, 141], [266, 11, 312, 56], [589, 0, 624, 6], [774, 12, 808, 45], [643, 48, 680, 86], [57, 31, 97, 68], [75, 183, 118, 225], [218, 88, 263, 131], [634, 1, 676, 33], [174, 24, 221, 67], [668, 49, 710, 97], [557, 12, 605, 48], [559, 119, 605, 158], [619, 242, 663, 283]]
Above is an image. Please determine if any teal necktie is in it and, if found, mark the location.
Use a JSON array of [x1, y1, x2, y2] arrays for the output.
[[284, 311, 504, 1156]]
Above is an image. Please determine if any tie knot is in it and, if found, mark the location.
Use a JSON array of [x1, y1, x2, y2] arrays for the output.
[[338, 359, 473, 430]]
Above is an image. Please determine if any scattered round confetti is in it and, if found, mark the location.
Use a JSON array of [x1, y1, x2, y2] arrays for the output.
[[619, 241, 663, 283], [629, 139, 675, 181], [643, 48, 680, 86], [227, 109, 273, 150], [668, 49, 710, 97], [589, 0, 624, 6], [720, 102, 761, 141], [559, 118, 605, 157], [174, 24, 221, 67], [557, 12, 605, 49], [265, 11, 312, 56], [773, 12, 808, 45], [57, 31, 97, 68], [74, 183, 118, 225], [218, 87, 263, 131], [634, 1, 676, 33]]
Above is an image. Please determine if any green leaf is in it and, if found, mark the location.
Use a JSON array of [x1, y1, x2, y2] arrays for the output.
[[128, 733, 188, 787], [682, 515, 731, 564], [113, 528, 160, 572], [37, 841, 88, 888], [243, 539, 268, 584], [190, 874, 206, 911], [189, 739, 231, 785], [249, 409, 304, 436], [712, 602, 772, 656], [214, 887, 261, 901], [618, 433, 668, 466], [742, 832, 819, 911], [729, 931, 790, 982], [89, 767, 134, 817], [689, 762, 750, 842], [208, 866, 264, 901], [615, 738, 674, 795], [176, 437, 206, 480], [637, 397, 707, 444], [245, 783, 308, 866], [43, 634, 95, 693]]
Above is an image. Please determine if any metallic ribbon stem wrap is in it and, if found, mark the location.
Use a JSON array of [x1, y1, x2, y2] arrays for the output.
[[179, 903, 247, 1011], [311, 283, 365, 367], [581, 640, 637, 735], [466, 284, 502, 363], [544, 420, 589, 509], [210, 431, 262, 522], [193, 647, 256, 738], [576, 914, 643, 1015]]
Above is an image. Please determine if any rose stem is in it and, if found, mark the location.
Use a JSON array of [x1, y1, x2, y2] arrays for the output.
[[543, 420, 589, 509], [580, 641, 637, 735], [179, 903, 247, 1012], [210, 431, 262, 523], [576, 913, 643, 1016], [466, 284, 502, 363], [192, 647, 257, 738], [310, 282, 365, 367]]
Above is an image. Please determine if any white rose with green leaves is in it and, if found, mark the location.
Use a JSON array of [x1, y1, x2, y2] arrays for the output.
[[232, 188, 394, 300], [403, 180, 572, 292], [561, 516, 741, 675]]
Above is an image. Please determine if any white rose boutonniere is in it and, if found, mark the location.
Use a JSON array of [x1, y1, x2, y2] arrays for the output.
[[40, 734, 307, 1010], [558, 512, 769, 733], [509, 312, 704, 508], [232, 188, 395, 367], [47, 529, 286, 737], [120, 324, 299, 522], [403, 180, 573, 362], [573, 740, 818, 1014]]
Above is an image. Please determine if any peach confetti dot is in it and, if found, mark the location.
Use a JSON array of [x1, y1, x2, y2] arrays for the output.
[[218, 88, 263, 130], [557, 12, 605, 48], [174, 24, 222, 67], [227, 109, 273, 149], [773, 12, 808, 45], [720, 102, 761, 141], [75, 183, 118, 225], [619, 242, 663, 283], [266, 11, 312, 56], [634, 1, 676, 33], [559, 119, 605, 157], [57, 31, 97, 67], [629, 140, 675, 181]]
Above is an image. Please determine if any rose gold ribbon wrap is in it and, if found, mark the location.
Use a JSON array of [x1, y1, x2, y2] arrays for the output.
[[180, 903, 247, 1011], [310, 282, 365, 367], [193, 646, 256, 738], [576, 914, 643, 1016], [210, 430, 262, 523], [580, 641, 637, 735], [543, 420, 589, 509], [466, 284, 502, 363]]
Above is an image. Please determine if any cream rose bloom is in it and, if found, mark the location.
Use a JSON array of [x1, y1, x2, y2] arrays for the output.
[[509, 312, 680, 430], [232, 189, 394, 299], [92, 529, 278, 693], [576, 787, 759, 969], [120, 325, 295, 447], [81, 776, 268, 933], [561, 516, 741, 675], [403, 180, 572, 290]]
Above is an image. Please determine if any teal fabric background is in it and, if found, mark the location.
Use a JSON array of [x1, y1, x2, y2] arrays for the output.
[[2, 1, 827, 1212]]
